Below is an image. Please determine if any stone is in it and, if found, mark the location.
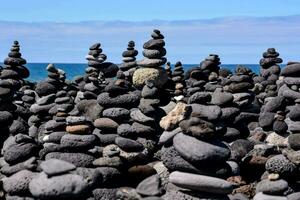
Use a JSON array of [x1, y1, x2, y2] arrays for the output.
[[102, 108, 130, 121], [253, 192, 287, 200], [3, 170, 36, 195], [4, 142, 38, 165], [130, 109, 155, 124], [169, 171, 233, 194], [35, 81, 57, 96], [173, 133, 231, 165], [93, 188, 117, 200], [136, 174, 163, 196], [66, 124, 91, 134], [45, 152, 94, 167], [76, 99, 103, 121], [266, 132, 288, 146], [61, 134, 96, 149], [93, 156, 123, 168], [190, 104, 222, 121], [66, 116, 88, 125], [281, 63, 300, 77], [211, 89, 234, 106], [158, 127, 181, 145], [97, 92, 140, 108], [256, 179, 288, 195], [93, 118, 119, 131], [288, 192, 300, 200], [265, 155, 296, 177], [230, 139, 254, 161], [179, 117, 215, 139], [288, 134, 300, 150], [115, 137, 144, 152], [159, 102, 191, 131], [40, 159, 76, 176], [29, 172, 89, 199], [132, 68, 168, 89]]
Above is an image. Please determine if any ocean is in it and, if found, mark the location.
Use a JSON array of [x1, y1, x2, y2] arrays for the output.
[[0, 63, 265, 81]]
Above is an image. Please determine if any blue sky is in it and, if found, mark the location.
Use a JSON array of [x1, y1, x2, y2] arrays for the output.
[[0, 0, 299, 64]]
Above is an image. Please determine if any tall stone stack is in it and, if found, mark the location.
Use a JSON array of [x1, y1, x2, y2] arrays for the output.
[[165, 62, 172, 78], [133, 29, 168, 89], [0, 41, 29, 144], [255, 48, 282, 101], [119, 41, 138, 81], [28, 64, 64, 143], [201, 54, 222, 93], [172, 61, 186, 98], [279, 62, 300, 134], [159, 94, 234, 199], [83, 43, 107, 99]]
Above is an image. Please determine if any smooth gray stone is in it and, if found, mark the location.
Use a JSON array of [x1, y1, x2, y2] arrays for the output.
[[173, 133, 230, 165], [190, 104, 222, 121], [256, 179, 288, 195], [158, 127, 181, 145], [40, 159, 76, 176], [253, 192, 287, 200], [136, 174, 162, 196], [130, 109, 155, 124], [169, 171, 233, 194]]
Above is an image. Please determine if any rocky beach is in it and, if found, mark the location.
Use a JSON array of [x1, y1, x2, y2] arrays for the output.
[[1, 30, 300, 200]]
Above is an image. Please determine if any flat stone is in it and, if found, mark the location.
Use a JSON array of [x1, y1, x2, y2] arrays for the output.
[[60, 134, 96, 149], [173, 133, 231, 165], [45, 152, 94, 167], [94, 118, 119, 131], [190, 104, 222, 121], [93, 156, 123, 168], [158, 127, 181, 145], [66, 124, 91, 134], [136, 174, 162, 196], [40, 159, 76, 176], [169, 171, 233, 194], [253, 192, 287, 200], [130, 109, 155, 124], [256, 179, 288, 195], [102, 108, 130, 121], [97, 92, 140, 108], [115, 137, 144, 152]]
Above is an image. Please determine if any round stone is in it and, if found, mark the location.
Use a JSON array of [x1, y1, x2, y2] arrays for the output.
[[132, 67, 168, 89]]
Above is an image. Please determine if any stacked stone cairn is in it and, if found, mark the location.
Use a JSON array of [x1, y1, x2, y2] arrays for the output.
[[254, 48, 282, 101], [159, 93, 234, 199], [133, 29, 168, 89], [82, 43, 107, 99], [0, 41, 30, 143], [119, 41, 138, 82], [171, 61, 186, 99]]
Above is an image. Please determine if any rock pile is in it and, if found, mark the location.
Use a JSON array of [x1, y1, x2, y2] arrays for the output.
[[133, 30, 168, 89], [3, 34, 300, 199], [0, 41, 29, 143], [171, 61, 186, 99], [119, 41, 138, 81], [255, 48, 282, 101]]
